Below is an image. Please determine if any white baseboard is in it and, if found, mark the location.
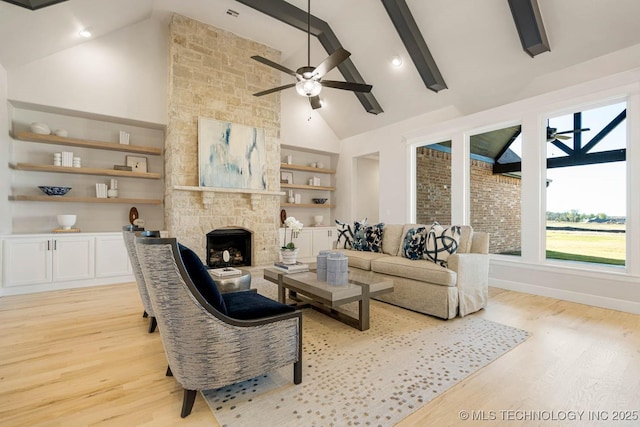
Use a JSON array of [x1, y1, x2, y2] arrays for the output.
[[0, 275, 134, 297]]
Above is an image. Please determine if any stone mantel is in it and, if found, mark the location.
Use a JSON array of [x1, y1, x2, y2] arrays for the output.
[[172, 186, 285, 210]]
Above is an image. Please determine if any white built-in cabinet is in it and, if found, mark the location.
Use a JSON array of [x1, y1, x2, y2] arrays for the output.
[[1, 232, 132, 296], [279, 226, 335, 260]]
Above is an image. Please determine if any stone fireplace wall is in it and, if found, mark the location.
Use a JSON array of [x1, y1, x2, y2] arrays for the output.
[[165, 14, 283, 265]]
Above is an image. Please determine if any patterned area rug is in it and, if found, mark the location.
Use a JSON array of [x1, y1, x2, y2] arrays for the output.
[[203, 278, 529, 427]]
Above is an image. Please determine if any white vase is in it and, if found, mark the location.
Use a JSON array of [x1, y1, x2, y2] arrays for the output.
[[280, 248, 299, 265]]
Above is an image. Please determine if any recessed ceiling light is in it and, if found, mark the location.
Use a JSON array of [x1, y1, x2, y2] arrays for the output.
[[78, 28, 92, 38], [391, 56, 403, 67]]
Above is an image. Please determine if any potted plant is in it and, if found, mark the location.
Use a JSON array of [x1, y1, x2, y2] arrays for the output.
[[281, 216, 303, 264]]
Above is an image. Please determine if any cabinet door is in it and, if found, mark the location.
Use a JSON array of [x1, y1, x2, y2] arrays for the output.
[[52, 236, 94, 282], [312, 229, 334, 255], [2, 238, 52, 287], [95, 234, 131, 278]]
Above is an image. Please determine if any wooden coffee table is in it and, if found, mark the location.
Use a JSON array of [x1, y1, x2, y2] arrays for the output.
[[263, 267, 393, 331]]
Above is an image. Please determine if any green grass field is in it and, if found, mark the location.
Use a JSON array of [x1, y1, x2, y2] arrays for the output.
[[546, 221, 625, 265]]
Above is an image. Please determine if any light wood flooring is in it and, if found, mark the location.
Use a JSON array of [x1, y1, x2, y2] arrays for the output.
[[1, 280, 639, 426]]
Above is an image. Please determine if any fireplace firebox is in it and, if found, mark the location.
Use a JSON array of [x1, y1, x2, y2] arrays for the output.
[[206, 228, 252, 268]]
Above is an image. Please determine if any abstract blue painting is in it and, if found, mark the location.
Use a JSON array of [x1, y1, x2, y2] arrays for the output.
[[198, 117, 267, 190]]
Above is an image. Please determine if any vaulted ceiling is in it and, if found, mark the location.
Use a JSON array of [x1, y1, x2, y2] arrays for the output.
[[2, 0, 640, 139]]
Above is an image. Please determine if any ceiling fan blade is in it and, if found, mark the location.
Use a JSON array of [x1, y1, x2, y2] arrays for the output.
[[555, 128, 591, 135], [312, 48, 351, 79], [321, 80, 372, 93], [253, 83, 296, 97], [555, 134, 571, 140], [309, 96, 322, 110], [251, 56, 299, 78]]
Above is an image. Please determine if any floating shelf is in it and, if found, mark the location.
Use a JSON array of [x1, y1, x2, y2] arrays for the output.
[[281, 183, 335, 191], [10, 163, 161, 179], [281, 203, 334, 208], [280, 163, 335, 174], [15, 131, 162, 156], [9, 195, 162, 205]]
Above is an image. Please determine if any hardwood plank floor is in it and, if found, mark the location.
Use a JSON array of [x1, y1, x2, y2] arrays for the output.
[[1, 282, 638, 426]]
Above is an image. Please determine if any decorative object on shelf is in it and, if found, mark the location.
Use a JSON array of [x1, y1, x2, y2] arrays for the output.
[[287, 189, 294, 204], [198, 117, 266, 190], [317, 162, 324, 169], [96, 183, 108, 198], [38, 186, 71, 196], [129, 207, 139, 225], [72, 156, 81, 168], [61, 151, 73, 167], [280, 209, 287, 225], [30, 122, 50, 135], [309, 162, 317, 168], [285, 154, 292, 164], [107, 178, 118, 198], [313, 176, 321, 186], [54, 129, 68, 137], [113, 164, 132, 171], [314, 215, 323, 226], [281, 171, 293, 184], [119, 130, 130, 145], [53, 152, 61, 166], [312, 198, 327, 204], [126, 155, 147, 173], [56, 214, 77, 230], [294, 193, 302, 204], [281, 216, 303, 264]]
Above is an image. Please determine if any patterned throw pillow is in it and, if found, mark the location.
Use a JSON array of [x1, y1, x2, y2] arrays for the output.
[[353, 222, 384, 252], [335, 219, 355, 249], [401, 227, 427, 260], [424, 223, 461, 267]]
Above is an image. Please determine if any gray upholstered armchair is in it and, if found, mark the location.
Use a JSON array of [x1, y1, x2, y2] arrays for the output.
[[122, 226, 158, 333], [134, 235, 302, 418]]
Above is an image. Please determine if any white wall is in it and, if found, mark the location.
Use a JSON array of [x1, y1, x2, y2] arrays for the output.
[[0, 65, 10, 235], [7, 17, 167, 125], [354, 156, 380, 223]]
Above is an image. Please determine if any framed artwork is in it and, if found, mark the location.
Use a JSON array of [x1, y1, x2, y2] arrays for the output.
[[280, 171, 293, 184], [126, 155, 147, 173], [198, 117, 267, 190]]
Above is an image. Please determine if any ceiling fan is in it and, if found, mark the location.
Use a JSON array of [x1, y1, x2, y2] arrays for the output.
[[546, 125, 590, 141], [250, 0, 372, 110]]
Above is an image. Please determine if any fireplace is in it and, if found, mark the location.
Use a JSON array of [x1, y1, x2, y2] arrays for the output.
[[206, 228, 252, 268]]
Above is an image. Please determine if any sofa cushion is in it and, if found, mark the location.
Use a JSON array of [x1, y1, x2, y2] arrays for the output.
[[222, 291, 295, 320], [178, 243, 228, 315], [353, 222, 384, 252], [381, 224, 405, 256], [339, 249, 389, 271], [424, 223, 461, 267], [371, 256, 456, 287], [401, 226, 428, 260]]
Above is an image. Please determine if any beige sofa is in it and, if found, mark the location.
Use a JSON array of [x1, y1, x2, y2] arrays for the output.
[[336, 224, 489, 319]]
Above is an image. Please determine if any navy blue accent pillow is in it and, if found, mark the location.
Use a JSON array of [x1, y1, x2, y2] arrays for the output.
[[178, 243, 228, 315], [222, 291, 295, 320], [353, 222, 384, 252]]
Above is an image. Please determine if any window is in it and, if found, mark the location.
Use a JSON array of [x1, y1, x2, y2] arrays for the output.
[[545, 102, 627, 266]]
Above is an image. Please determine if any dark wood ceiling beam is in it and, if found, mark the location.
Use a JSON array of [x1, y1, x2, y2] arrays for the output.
[[236, 0, 383, 114], [507, 0, 550, 57], [0, 0, 66, 10], [380, 0, 447, 92]]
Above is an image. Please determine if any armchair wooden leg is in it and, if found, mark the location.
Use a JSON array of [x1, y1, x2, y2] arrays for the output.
[[294, 360, 302, 384], [181, 389, 197, 418], [166, 365, 172, 376], [148, 317, 157, 333], [142, 310, 148, 318]]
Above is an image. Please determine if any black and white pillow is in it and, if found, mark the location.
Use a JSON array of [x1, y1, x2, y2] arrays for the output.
[[353, 222, 384, 252], [401, 227, 427, 260], [424, 222, 461, 267], [335, 219, 354, 249]]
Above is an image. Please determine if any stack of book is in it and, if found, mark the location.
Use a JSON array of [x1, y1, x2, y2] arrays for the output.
[[95, 183, 108, 198], [272, 262, 309, 274], [209, 267, 242, 277]]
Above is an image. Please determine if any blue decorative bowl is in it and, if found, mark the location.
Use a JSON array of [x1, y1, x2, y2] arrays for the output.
[[312, 198, 328, 204], [39, 186, 72, 196]]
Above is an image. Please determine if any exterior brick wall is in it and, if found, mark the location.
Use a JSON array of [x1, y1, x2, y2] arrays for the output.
[[165, 14, 283, 265], [416, 147, 521, 254]]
